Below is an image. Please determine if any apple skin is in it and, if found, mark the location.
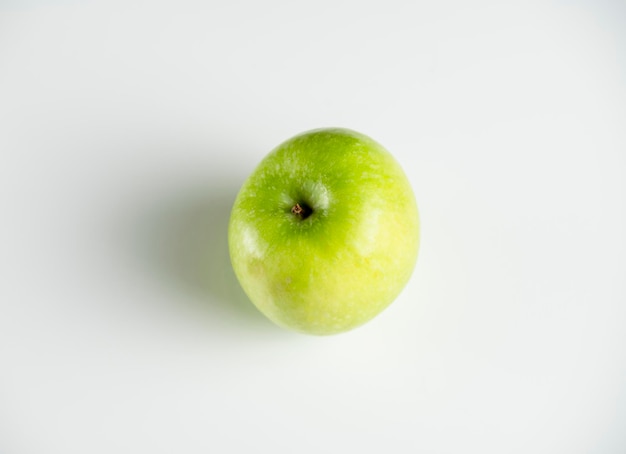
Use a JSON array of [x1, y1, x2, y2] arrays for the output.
[[228, 128, 419, 335]]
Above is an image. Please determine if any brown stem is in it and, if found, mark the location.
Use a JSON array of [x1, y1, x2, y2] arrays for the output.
[[291, 202, 312, 220]]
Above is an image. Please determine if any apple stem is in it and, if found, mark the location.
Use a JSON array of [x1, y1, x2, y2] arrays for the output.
[[291, 203, 312, 220]]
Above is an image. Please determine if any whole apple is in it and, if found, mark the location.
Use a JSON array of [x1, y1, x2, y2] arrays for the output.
[[228, 128, 420, 335]]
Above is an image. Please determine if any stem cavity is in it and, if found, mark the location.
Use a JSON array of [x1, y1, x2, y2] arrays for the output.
[[291, 202, 313, 220]]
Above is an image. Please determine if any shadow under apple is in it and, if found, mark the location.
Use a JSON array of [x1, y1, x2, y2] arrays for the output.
[[130, 181, 274, 331]]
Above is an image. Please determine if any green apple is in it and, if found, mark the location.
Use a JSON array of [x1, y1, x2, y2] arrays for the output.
[[228, 128, 419, 335]]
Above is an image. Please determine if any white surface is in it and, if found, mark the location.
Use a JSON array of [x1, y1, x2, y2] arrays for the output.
[[1, 1, 625, 453]]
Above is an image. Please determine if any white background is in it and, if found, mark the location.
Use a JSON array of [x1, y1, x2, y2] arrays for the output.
[[1, 1, 625, 453]]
